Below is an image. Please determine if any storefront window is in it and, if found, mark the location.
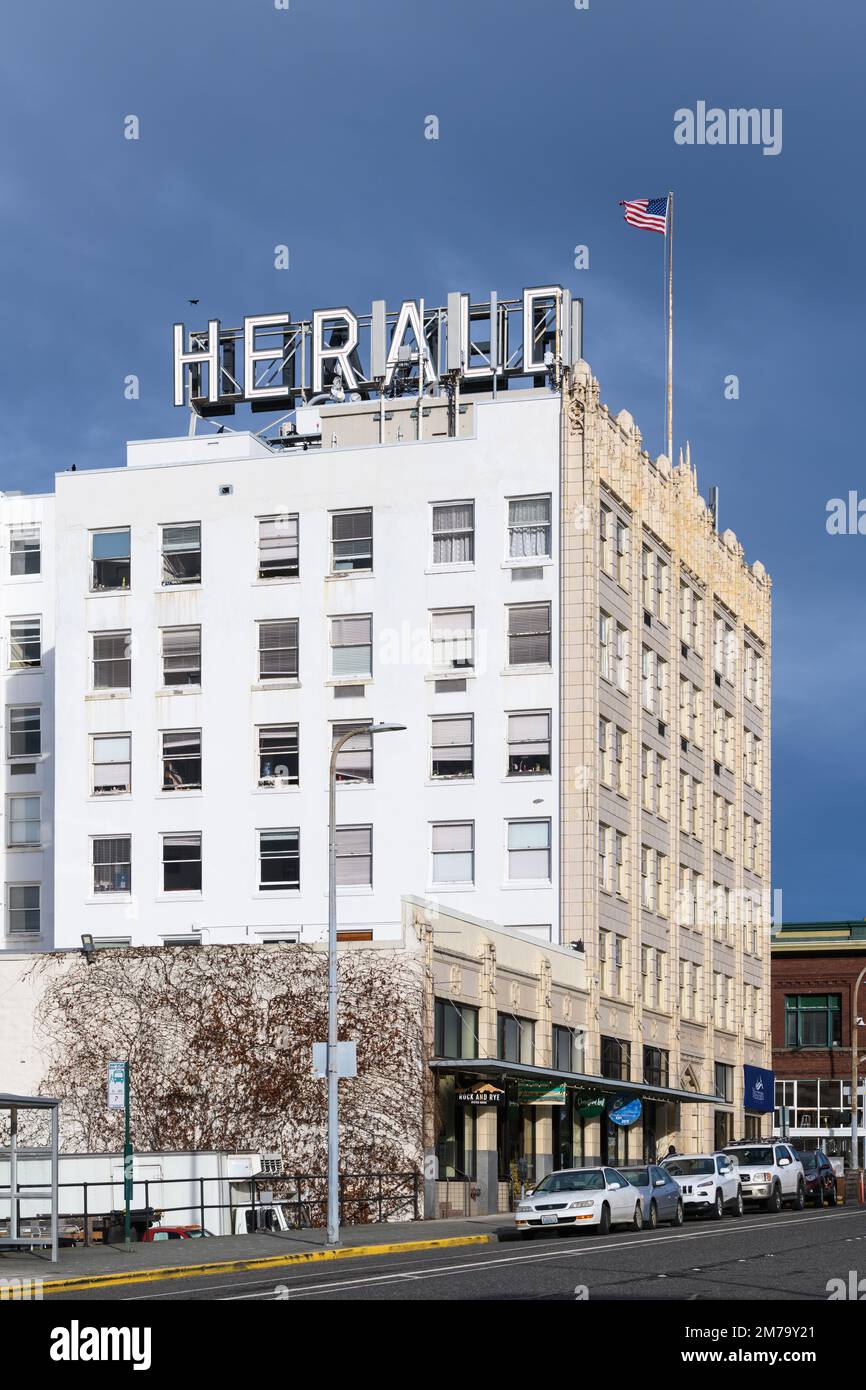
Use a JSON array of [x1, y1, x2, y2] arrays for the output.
[[434, 999, 479, 1058], [435, 1074, 477, 1179]]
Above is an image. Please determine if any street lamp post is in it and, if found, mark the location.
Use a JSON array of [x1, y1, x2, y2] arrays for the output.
[[850, 965, 866, 1172], [327, 721, 405, 1247]]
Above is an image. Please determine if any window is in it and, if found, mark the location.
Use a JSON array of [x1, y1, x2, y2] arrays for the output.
[[598, 823, 611, 891], [599, 504, 611, 575], [497, 1014, 536, 1064], [507, 711, 551, 776], [600, 719, 612, 786], [434, 999, 479, 1058], [507, 602, 551, 666], [7, 796, 40, 847], [508, 495, 551, 560], [8, 705, 40, 759], [679, 581, 702, 652], [715, 1062, 733, 1103], [599, 612, 611, 680], [641, 646, 667, 718], [332, 722, 372, 783], [641, 545, 668, 622], [601, 1035, 629, 1080], [331, 509, 372, 572], [431, 821, 474, 884], [6, 884, 40, 936], [430, 609, 473, 671], [258, 515, 299, 580], [784, 995, 841, 1048], [336, 825, 372, 887], [259, 619, 299, 682], [91, 528, 130, 590], [641, 948, 666, 1010], [644, 1046, 669, 1087], [93, 631, 131, 690], [161, 524, 201, 585], [9, 617, 41, 669], [431, 715, 473, 779], [614, 623, 628, 691], [162, 833, 202, 893], [553, 1024, 579, 1072], [258, 829, 300, 891], [713, 614, 735, 680], [614, 829, 627, 895], [161, 730, 201, 791], [258, 725, 299, 786], [612, 726, 626, 794], [432, 502, 474, 564], [614, 517, 628, 586], [93, 836, 131, 894], [162, 626, 201, 687], [507, 819, 551, 881], [92, 734, 131, 795], [330, 614, 373, 680], [9, 525, 40, 577]]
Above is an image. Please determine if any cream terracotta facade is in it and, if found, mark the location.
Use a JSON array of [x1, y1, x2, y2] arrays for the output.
[[558, 362, 772, 1158]]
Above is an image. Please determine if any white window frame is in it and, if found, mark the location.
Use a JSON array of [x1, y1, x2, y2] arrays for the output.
[[258, 618, 300, 683], [506, 493, 552, 563], [8, 616, 42, 671], [92, 835, 132, 895], [7, 704, 41, 761], [335, 824, 373, 889], [5, 882, 40, 937], [91, 732, 132, 796], [161, 522, 202, 587], [9, 524, 41, 578], [90, 527, 131, 592], [330, 614, 373, 681], [431, 500, 475, 567], [431, 821, 475, 886], [92, 630, 131, 692], [258, 828, 301, 893], [257, 514, 299, 581], [161, 625, 202, 688], [6, 794, 40, 848], [330, 508, 373, 574], [430, 714, 474, 780], [430, 608, 474, 673]]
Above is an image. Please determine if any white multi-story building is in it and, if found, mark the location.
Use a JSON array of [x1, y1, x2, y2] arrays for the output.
[[0, 286, 773, 1157]]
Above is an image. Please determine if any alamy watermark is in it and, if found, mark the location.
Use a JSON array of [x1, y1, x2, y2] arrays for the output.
[[674, 102, 782, 157]]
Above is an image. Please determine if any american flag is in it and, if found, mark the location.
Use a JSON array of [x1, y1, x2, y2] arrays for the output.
[[619, 195, 669, 234]]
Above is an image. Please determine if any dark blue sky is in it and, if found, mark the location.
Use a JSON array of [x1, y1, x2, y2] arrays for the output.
[[1, 0, 862, 920]]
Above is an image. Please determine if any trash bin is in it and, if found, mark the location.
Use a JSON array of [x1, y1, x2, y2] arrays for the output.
[[102, 1207, 156, 1244]]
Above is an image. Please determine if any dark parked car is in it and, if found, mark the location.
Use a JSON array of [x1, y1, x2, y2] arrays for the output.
[[798, 1149, 838, 1207]]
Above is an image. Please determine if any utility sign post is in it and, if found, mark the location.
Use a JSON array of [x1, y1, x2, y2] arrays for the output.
[[108, 1061, 133, 1252]]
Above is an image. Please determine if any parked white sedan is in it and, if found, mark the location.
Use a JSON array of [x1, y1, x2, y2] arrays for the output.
[[515, 1166, 644, 1235]]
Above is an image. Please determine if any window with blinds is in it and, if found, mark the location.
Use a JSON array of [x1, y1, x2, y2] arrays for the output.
[[507, 495, 551, 559], [335, 824, 373, 887], [332, 722, 373, 783], [507, 603, 551, 666], [430, 608, 474, 670], [258, 724, 299, 785], [8, 705, 41, 759], [161, 729, 201, 790], [507, 818, 551, 881], [93, 836, 132, 894], [9, 616, 41, 669], [258, 619, 299, 681], [330, 614, 372, 679], [258, 515, 299, 580], [6, 884, 40, 936], [431, 821, 474, 884], [161, 523, 201, 585], [430, 715, 473, 779], [7, 795, 40, 847], [162, 833, 202, 893], [93, 631, 131, 690], [331, 509, 372, 572], [432, 501, 474, 565], [258, 828, 300, 891], [9, 524, 40, 577], [506, 710, 551, 776], [92, 733, 131, 794], [162, 626, 201, 686]]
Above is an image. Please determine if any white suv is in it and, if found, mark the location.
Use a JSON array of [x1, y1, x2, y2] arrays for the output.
[[722, 1141, 805, 1213], [661, 1152, 743, 1219]]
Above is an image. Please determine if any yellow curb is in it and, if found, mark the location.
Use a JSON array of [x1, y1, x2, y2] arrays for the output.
[[40, 1233, 494, 1294]]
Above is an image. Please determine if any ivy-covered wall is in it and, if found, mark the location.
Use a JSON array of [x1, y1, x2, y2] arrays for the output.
[[14, 941, 426, 1174]]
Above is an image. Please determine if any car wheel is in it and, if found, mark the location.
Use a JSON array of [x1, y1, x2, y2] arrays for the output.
[[766, 1183, 782, 1214], [712, 1189, 724, 1220], [633, 1201, 644, 1231], [599, 1202, 611, 1235], [829, 1182, 838, 1207], [672, 1198, 684, 1228], [793, 1180, 805, 1211], [648, 1200, 658, 1230], [731, 1187, 744, 1218]]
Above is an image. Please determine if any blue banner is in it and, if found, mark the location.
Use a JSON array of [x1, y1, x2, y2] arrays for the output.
[[608, 1096, 642, 1128], [744, 1064, 775, 1113]]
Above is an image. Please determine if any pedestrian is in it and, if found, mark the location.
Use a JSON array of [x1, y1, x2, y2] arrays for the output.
[[666, 1143, 677, 1157]]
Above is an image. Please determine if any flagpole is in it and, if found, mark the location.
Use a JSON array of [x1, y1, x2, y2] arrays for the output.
[[665, 190, 673, 462]]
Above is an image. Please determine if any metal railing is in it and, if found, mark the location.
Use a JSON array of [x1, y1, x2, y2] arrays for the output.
[[0, 1170, 421, 1245]]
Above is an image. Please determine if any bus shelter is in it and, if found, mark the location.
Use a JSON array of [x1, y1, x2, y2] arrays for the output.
[[0, 1094, 60, 1263]]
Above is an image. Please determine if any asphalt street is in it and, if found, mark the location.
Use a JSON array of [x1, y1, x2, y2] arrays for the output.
[[46, 1204, 866, 1302]]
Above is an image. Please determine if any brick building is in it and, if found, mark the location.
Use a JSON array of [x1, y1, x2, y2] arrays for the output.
[[772, 921, 866, 1166]]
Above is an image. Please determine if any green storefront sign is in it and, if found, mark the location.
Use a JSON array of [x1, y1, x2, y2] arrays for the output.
[[575, 1092, 607, 1119], [516, 1079, 568, 1106]]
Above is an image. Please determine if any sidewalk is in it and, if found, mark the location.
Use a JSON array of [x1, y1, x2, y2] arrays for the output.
[[0, 1213, 509, 1289]]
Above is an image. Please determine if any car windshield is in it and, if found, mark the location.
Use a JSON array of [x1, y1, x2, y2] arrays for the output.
[[724, 1147, 773, 1166], [799, 1153, 818, 1171], [533, 1170, 604, 1194], [620, 1167, 649, 1187], [664, 1158, 714, 1176]]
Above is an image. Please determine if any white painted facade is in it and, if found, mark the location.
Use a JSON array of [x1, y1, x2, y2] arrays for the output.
[[40, 389, 561, 950]]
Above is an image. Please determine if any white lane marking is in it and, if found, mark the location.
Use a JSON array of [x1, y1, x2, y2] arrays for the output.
[[121, 1206, 866, 1301]]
